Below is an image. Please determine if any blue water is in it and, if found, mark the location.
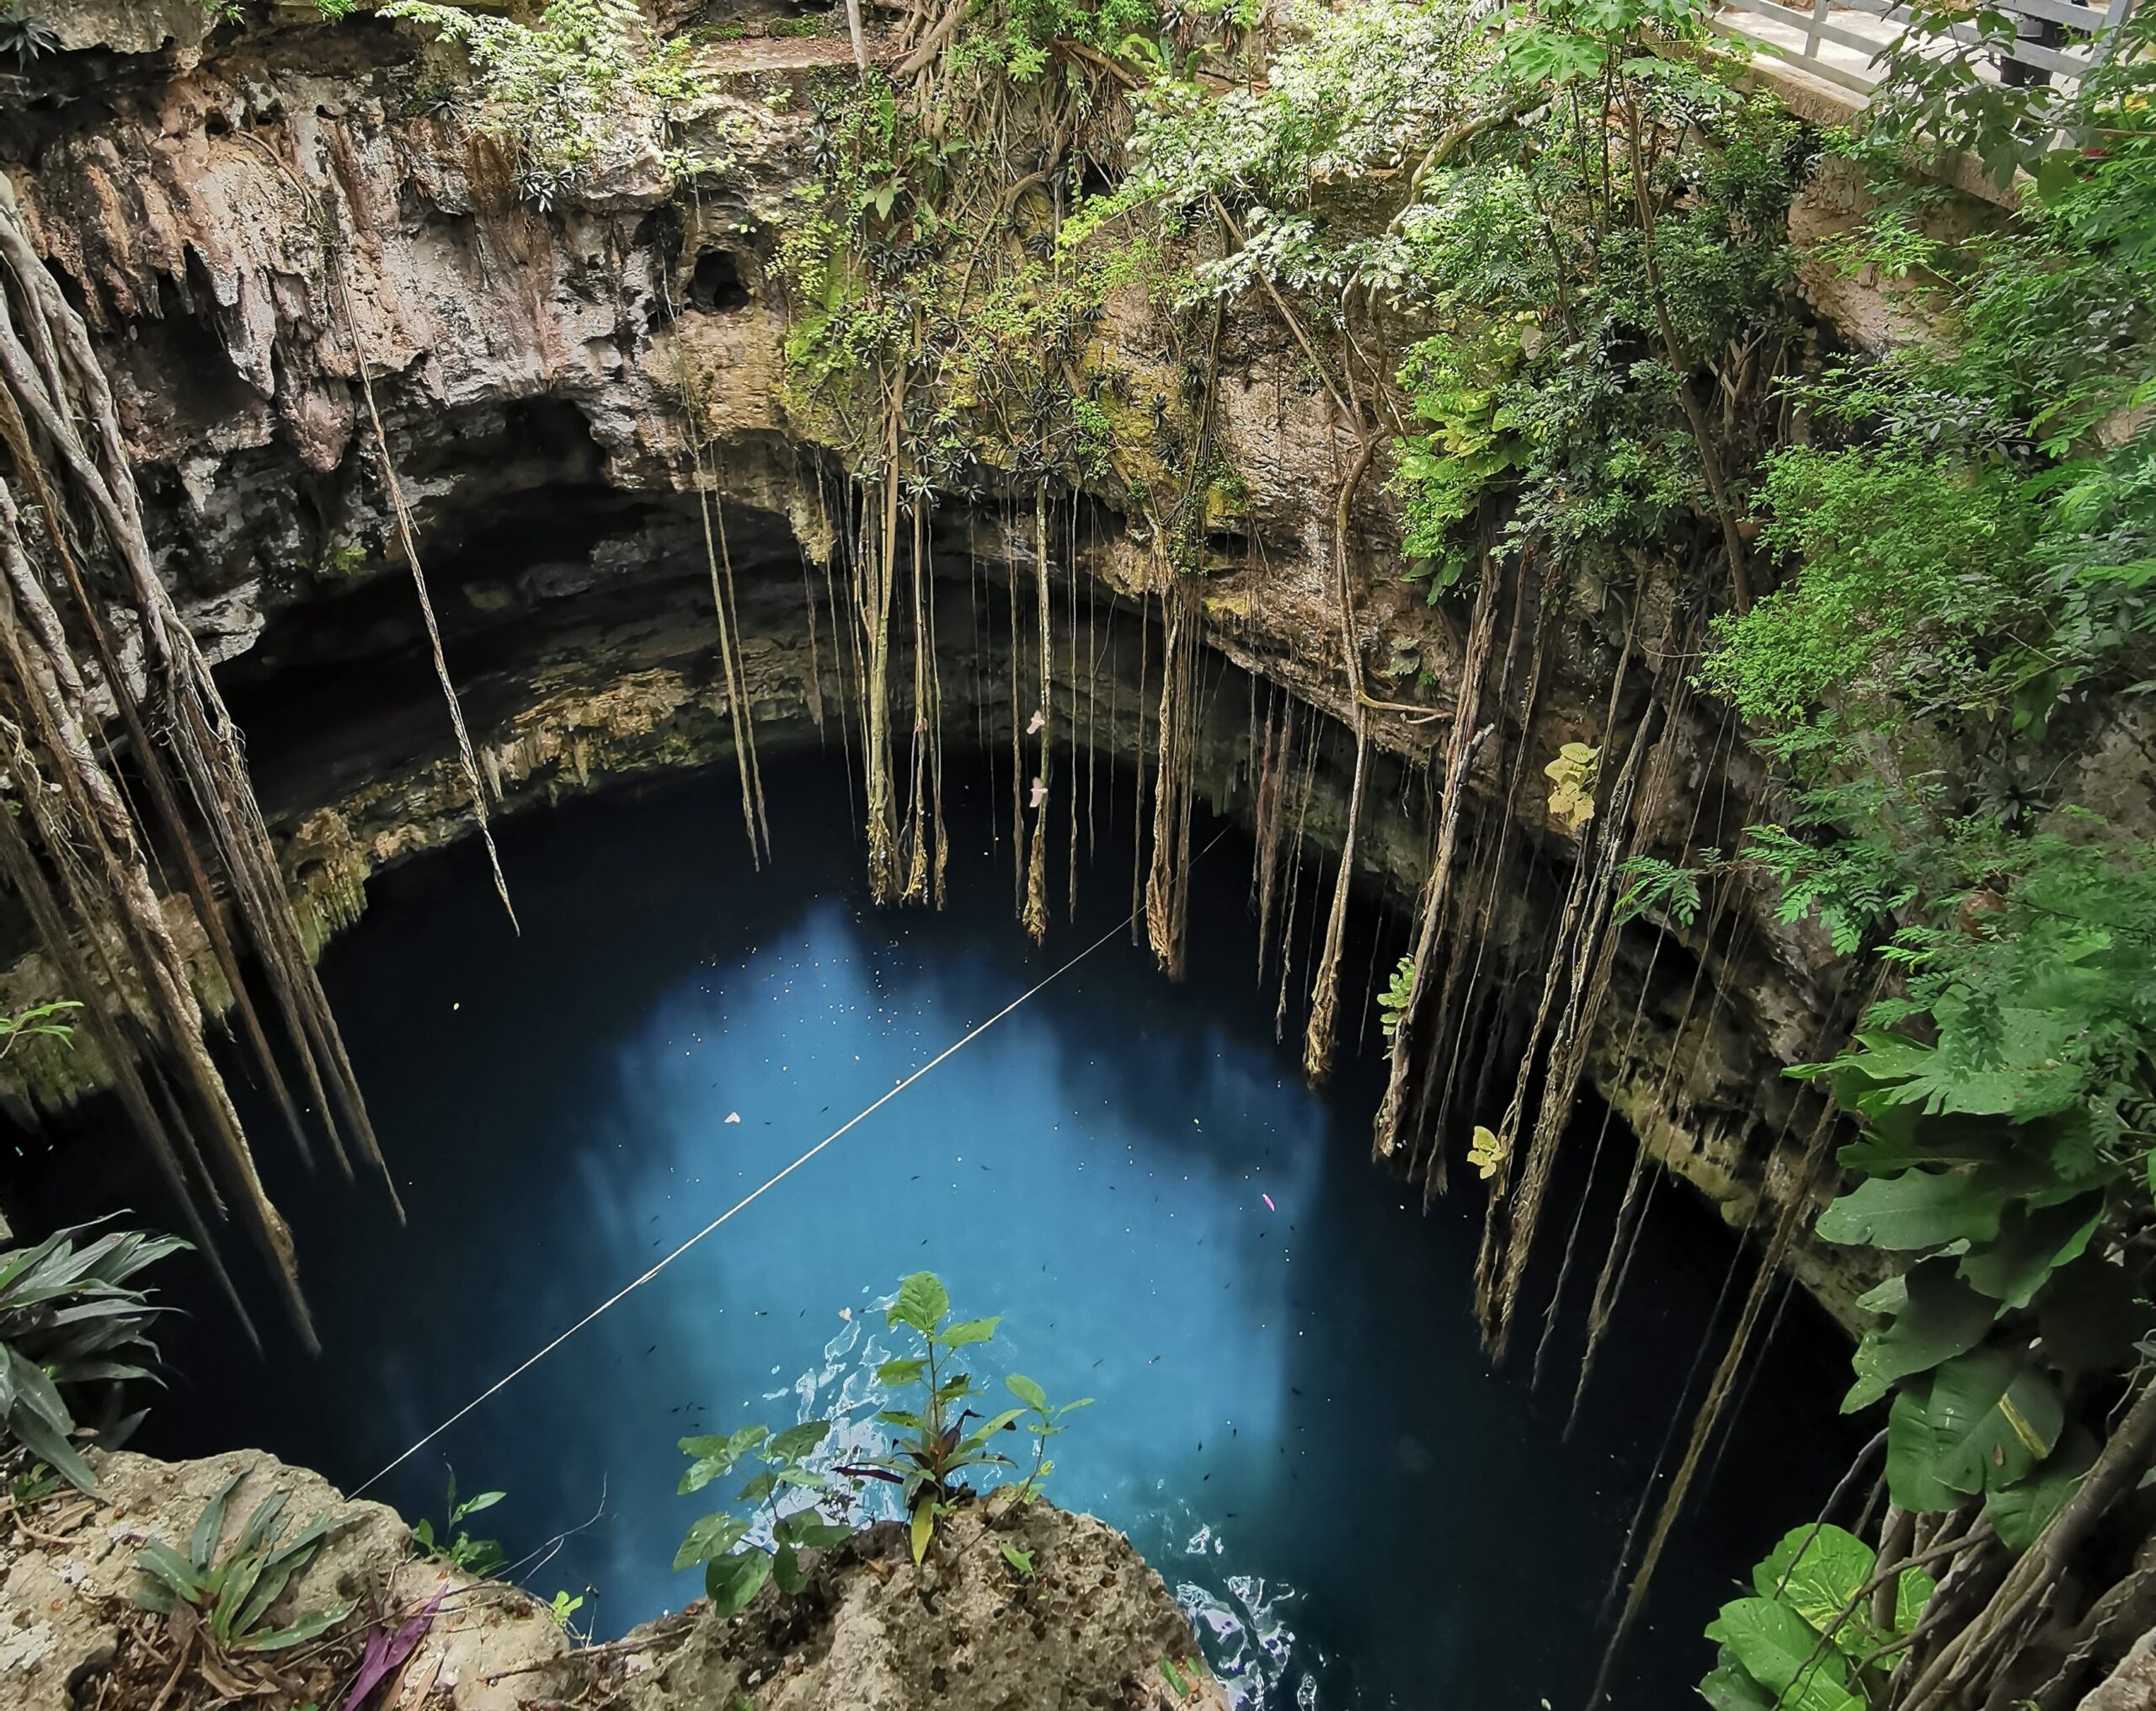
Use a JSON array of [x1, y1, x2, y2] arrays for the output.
[[18, 752, 1857, 1708]]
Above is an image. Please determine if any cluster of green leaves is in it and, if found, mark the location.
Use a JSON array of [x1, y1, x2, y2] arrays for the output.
[[1377, 954, 1417, 1039], [952, 0, 1163, 84], [846, 1271, 1087, 1562], [132, 1471, 355, 1653], [382, 0, 731, 205], [1614, 850, 1714, 928], [1705, 1523, 1935, 1711], [411, 1471, 506, 1576], [0, 999, 80, 1059], [673, 1273, 1087, 1617], [1082, 0, 1808, 592], [673, 1417, 852, 1616], [0, 1221, 184, 1494]]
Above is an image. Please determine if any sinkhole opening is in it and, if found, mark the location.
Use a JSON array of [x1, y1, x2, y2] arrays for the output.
[[0, 745, 1858, 1710]]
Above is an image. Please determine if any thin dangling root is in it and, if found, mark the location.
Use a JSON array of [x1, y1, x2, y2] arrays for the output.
[[1022, 488, 1054, 943], [321, 210, 517, 934], [1145, 576, 1200, 978], [0, 172, 401, 1342]]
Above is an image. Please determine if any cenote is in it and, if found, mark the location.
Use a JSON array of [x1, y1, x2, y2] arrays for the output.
[[8, 748, 1855, 1709]]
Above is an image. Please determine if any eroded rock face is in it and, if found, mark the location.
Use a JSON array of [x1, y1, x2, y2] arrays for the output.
[[2, 11, 1870, 1314], [0, 1447, 1223, 1711]]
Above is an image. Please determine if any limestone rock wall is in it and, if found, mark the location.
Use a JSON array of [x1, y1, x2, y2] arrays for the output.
[[3, 9, 1869, 1319]]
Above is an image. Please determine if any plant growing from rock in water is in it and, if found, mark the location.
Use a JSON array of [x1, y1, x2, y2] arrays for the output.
[[0, 1219, 185, 1494], [674, 1420, 853, 1616], [131, 1470, 355, 1653], [410, 1469, 507, 1575], [843, 1271, 1030, 1564], [1004, 1372, 1092, 1507]]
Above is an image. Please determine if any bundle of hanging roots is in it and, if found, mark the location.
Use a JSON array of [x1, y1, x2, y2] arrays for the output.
[[0, 176, 401, 1350]]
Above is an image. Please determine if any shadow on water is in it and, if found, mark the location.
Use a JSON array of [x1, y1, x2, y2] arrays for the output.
[[0, 746, 1860, 1710]]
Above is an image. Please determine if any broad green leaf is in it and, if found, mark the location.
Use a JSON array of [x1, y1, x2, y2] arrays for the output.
[[774, 1511, 851, 1549], [1006, 1374, 1049, 1412], [735, 1471, 778, 1505], [1893, 1563, 1938, 1637], [1700, 1650, 1778, 1711], [674, 1512, 749, 1571], [705, 1548, 773, 1617], [766, 1421, 830, 1463], [1752, 1524, 1876, 1655], [771, 1542, 808, 1596], [876, 1358, 926, 1386], [1001, 1541, 1034, 1575], [960, 1408, 1026, 1449], [1816, 1169, 2009, 1251], [940, 1318, 1001, 1348], [1958, 1197, 2103, 1310], [910, 1500, 936, 1564], [1986, 1426, 2097, 1551], [237, 1599, 351, 1652], [1886, 1351, 2063, 1511], [889, 1273, 948, 1335], [1844, 1263, 1994, 1412], [679, 1426, 766, 1464], [1702, 1598, 1858, 1710]]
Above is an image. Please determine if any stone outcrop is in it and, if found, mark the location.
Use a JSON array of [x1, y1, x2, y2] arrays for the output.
[[0, 1446, 1225, 1711]]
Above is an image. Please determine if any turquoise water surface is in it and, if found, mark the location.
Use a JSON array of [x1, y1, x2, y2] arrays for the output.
[[18, 751, 1855, 1708]]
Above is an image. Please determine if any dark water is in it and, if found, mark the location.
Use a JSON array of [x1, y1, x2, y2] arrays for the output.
[[8, 751, 1856, 1709]]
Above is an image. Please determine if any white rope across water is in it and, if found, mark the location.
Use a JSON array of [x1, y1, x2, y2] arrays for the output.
[[352, 909, 1138, 1496]]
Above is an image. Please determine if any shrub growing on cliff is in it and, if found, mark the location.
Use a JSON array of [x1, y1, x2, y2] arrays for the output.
[[381, 0, 734, 205], [672, 1272, 1089, 1612], [0, 1220, 184, 1495]]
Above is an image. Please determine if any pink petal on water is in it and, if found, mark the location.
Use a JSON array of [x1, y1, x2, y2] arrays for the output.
[[1262, 1194, 1275, 1212]]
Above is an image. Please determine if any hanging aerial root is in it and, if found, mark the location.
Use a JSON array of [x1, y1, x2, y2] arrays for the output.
[[1587, 1089, 1845, 1708], [321, 227, 516, 935], [1486, 661, 1687, 1361], [1470, 577, 1652, 1338], [1302, 433, 1383, 1084], [1371, 562, 1502, 1165], [1144, 577, 1199, 978], [0, 171, 398, 1343], [1022, 488, 1053, 944]]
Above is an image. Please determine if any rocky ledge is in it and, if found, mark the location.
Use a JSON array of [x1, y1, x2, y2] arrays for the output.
[[0, 1447, 1224, 1711]]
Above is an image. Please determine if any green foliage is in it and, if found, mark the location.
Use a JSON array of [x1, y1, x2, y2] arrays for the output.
[[131, 1472, 355, 1652], [1377, 955, 1416, 1040], [855, 1272, 1029, 1564], [1702, 447, 2041, 732], [381, 0, 734, 205], [1614, 852, 1714, 928], [0, 999, 81, 1058], [1004, 1369, 1093, 1505], [0, 3, 59, 69], [410, 1471, 506, 1575], [670, 1273, 1093, 1606], [1703, 1523, 1935, 1710], [674, 1418, 850, 1615], [0, 1222, 184, 1495]]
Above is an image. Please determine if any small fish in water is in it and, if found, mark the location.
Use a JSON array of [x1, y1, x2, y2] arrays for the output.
[[725, 1112, 741, 1124], [839, 1307, 852, 1322], [1028, 777, 1049, 809], [1262, 1193, 1275, 1212], [1026, 709, 1046, 735]]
